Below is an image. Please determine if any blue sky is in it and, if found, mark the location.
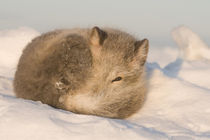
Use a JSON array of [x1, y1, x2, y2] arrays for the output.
[[0, 0, 209, 46]]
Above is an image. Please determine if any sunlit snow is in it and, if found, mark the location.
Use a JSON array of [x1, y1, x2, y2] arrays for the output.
[[0, 26, 210, 140]]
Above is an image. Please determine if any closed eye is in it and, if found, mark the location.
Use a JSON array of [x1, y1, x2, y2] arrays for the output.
[[111, 77, 122, 83]]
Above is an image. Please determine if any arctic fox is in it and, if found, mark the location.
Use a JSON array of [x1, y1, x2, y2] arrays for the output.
[[14, 27, 149, 119]]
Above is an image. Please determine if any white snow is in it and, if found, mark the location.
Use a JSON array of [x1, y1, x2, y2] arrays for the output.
[[0, 26, 210, 140], [172, 25, 210, 61]]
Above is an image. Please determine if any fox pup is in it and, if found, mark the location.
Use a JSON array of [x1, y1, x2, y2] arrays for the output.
[[14, 27, 149, 119]]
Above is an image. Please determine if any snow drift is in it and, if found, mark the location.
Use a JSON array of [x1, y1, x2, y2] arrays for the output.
[[172, 25, 210, 61], [0, 26, 210, 140]]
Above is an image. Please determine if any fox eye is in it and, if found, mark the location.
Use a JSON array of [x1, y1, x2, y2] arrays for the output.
[[111, 77, 122, 83]]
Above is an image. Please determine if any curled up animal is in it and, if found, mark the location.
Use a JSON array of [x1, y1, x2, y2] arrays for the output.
[[14, 26, 149, 119]]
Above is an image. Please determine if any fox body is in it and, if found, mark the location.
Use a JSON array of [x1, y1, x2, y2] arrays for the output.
[[14, 27, 149, 119]]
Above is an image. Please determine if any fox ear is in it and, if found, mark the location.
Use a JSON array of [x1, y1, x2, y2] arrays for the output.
[[132, 39, 149, 67], [89, 27, 107, 58], [89, 26, 107, 46]]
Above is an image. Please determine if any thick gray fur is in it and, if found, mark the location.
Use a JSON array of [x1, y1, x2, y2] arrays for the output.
[[14, 27, 149, 119]]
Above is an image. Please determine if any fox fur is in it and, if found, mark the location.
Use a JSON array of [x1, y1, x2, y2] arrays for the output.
[[14, 27, 149, 119]]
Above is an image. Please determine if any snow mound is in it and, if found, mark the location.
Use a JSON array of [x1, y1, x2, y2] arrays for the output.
[[0, 27, 210, 140], [172, 25, 210, 61]]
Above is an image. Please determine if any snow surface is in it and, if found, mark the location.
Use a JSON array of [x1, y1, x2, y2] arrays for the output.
[[0, 26, 210, 140]]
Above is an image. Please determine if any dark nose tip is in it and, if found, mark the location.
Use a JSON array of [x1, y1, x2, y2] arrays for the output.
[[93, 86, 99, 93]]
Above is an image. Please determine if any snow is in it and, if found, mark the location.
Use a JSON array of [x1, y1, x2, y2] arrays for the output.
[[171, 25, 210, 61], [0, 26, 210, 140]]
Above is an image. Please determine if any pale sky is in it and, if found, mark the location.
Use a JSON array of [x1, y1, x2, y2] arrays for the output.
[[0, 0, 209, 46]]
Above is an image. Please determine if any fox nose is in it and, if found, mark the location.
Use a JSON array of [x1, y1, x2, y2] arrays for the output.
[[93, 86, 100, 94], [92, 85, 106, 95]]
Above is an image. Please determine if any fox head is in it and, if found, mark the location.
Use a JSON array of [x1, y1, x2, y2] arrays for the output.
[[62, 27, 149, 118]]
